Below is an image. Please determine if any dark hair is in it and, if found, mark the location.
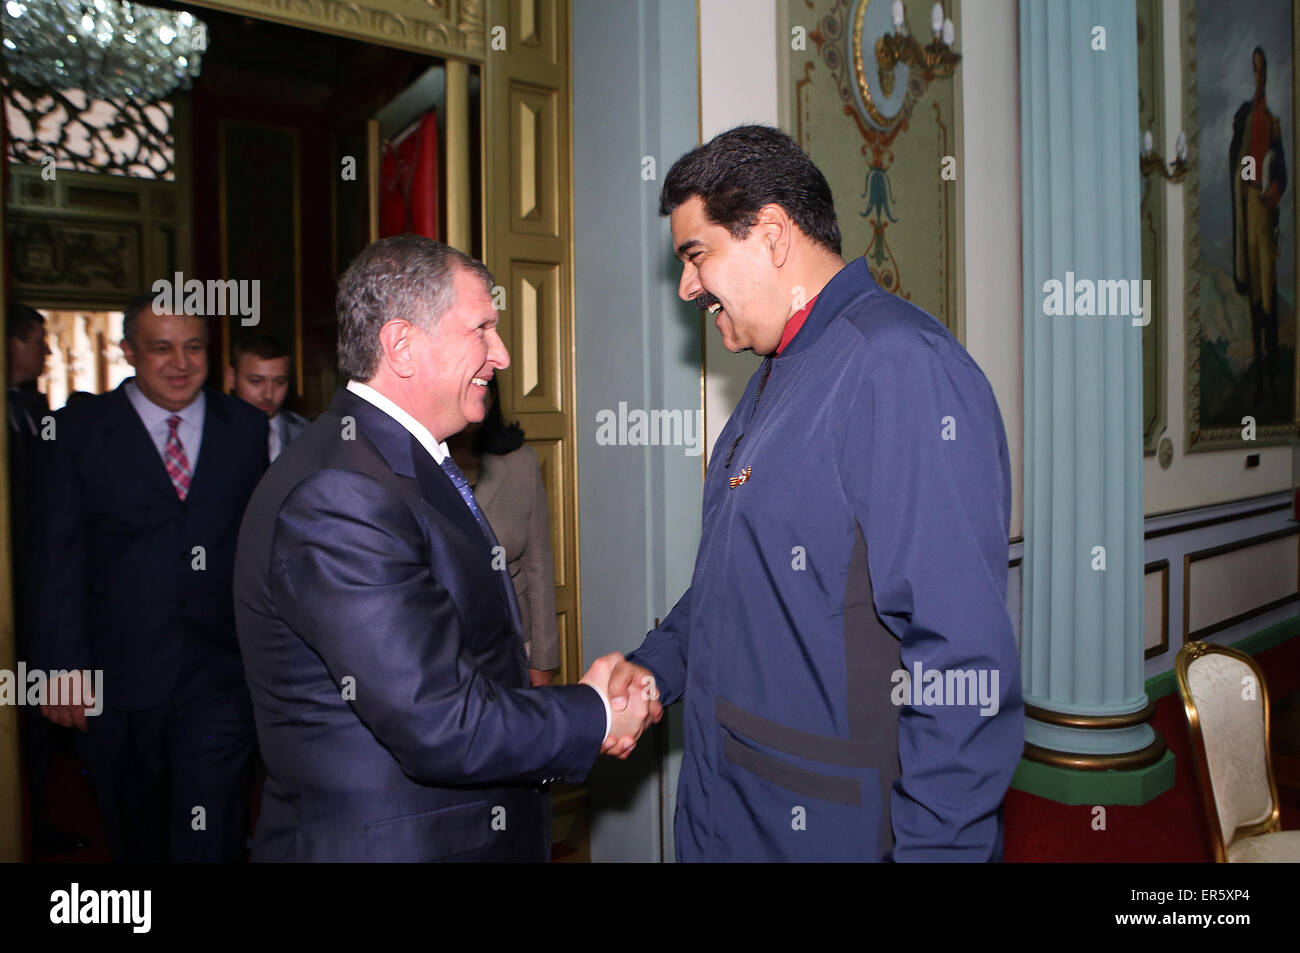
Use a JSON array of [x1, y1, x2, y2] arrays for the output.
[[336, 235, 494, 381], [121, 290, 212, 345], [232, 334, 291, 367], [123, 292, 158, 344], [1254, 46, 1267, 75], [6, 304, 44, 342], [659, 124, 842, 256], [474, 378, 525, 456]]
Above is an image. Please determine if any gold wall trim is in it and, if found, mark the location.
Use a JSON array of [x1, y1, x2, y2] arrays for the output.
[[1025, 699, 1157, 731], [188, 0, 486, 58], [1022, 736, 1167, 772]]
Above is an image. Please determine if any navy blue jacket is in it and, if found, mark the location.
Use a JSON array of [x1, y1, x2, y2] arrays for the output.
[[629, 259, 1024, 861], [32, 381, 268, 709], [234, 388, 606, 861]]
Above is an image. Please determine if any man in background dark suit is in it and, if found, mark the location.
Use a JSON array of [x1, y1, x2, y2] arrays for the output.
[[33, 295, 268, 862], [6, 304, 89, 854], [226, 334, 310, 461], [234, 236, 654, 861]]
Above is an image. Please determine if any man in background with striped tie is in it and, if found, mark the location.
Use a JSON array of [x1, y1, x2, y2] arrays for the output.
[[32, 294, 268, 861], [233, 236, 651, 861]]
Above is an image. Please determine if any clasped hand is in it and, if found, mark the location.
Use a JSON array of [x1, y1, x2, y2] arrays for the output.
[[579, 654, 664, 759]]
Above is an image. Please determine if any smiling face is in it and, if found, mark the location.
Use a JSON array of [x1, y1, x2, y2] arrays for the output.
[[230, 354, 291, 417], [121, 308, 208, 412], [670, 195, 787, 354], [417, 265, 509, 440]]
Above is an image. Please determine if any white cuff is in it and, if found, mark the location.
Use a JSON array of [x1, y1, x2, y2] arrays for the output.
[[586, 683, 613, 738]]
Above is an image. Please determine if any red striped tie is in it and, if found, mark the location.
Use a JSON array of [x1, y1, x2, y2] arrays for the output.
[[164, 414, 192, 500]]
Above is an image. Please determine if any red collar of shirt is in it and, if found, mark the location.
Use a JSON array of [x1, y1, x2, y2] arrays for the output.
[[775, 293, 819, 356]]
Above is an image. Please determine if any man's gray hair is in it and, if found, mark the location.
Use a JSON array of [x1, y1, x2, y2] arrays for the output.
[[336, 235, 494, 381]]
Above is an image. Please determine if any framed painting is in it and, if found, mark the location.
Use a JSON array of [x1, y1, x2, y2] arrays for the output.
[[1183, 0, 1300, 449]]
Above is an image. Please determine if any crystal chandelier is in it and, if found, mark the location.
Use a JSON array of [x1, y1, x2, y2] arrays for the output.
[[1, 0, 207, 102]]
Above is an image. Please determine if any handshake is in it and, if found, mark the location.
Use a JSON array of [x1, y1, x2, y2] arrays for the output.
[[579, 654, 665, 759]]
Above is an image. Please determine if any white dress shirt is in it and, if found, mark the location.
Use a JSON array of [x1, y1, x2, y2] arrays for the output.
[[344, 379, 612, 738], [126, 380, 205, 471], [346, 380, 448, 463]]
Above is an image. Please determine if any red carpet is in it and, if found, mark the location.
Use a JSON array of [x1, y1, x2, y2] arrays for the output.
[[21, 635, 1300, 862], [1004, 635, 1300, 862]]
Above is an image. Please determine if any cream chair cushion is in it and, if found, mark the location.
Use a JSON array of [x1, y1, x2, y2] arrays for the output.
[[1227, 830, 1300, 863], [1187, 652, 1273, 845]]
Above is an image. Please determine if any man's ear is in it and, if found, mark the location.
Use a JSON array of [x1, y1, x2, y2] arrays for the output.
[[755, 203, 793, 268], [377, 319, 416, 379], [120, 338, 138, 369]]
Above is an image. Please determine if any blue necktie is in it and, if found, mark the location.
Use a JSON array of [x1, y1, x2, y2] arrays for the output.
[[439, 455, 524, 639], [439, 456, 499, 547]]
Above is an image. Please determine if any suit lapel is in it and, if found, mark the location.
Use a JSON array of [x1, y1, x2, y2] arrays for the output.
[[410, 439, 486, 545], [185, 390, 224, 503], [332, 388, 523, 635], [106, 381, 180, 503]]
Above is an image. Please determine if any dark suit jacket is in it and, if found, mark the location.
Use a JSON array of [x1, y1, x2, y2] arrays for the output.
[[31, 381, 269, 709], [8, 382, 50, 645], [233, 387, 605, 862]]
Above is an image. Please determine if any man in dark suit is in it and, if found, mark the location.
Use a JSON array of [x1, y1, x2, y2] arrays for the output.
[[6, 304, 89, 854], [225, 334, 310, 461], [34, 295, 268, 862], [234, 236, 653, 861]]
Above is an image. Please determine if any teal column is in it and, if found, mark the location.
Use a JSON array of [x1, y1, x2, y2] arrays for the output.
[[1017, 0, 1168, 798]]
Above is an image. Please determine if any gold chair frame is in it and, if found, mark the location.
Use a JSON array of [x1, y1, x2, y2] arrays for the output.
[[1175, 640, 1284, 863]]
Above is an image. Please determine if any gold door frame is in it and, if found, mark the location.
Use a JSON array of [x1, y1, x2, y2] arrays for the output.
[[0, 0, 582, 860], [181, 0, 582, 672]]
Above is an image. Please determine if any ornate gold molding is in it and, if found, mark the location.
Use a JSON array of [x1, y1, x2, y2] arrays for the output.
[[1023, 735, 1168, 772], [1025, 699, 1157, 731], [188, 0, 485, 59]]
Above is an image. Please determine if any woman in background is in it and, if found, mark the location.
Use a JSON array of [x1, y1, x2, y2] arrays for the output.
[[447, 379, 560, 685]]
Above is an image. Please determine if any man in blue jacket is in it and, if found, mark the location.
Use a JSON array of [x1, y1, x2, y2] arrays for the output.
[[608, 125, 1024, 861]]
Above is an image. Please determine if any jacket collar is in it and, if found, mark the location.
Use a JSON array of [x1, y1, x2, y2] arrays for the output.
[[775, 257, 879, 360], [324, 387, 484, 544], [107, 379, 235, 502], [325, 387, 522, 635]]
